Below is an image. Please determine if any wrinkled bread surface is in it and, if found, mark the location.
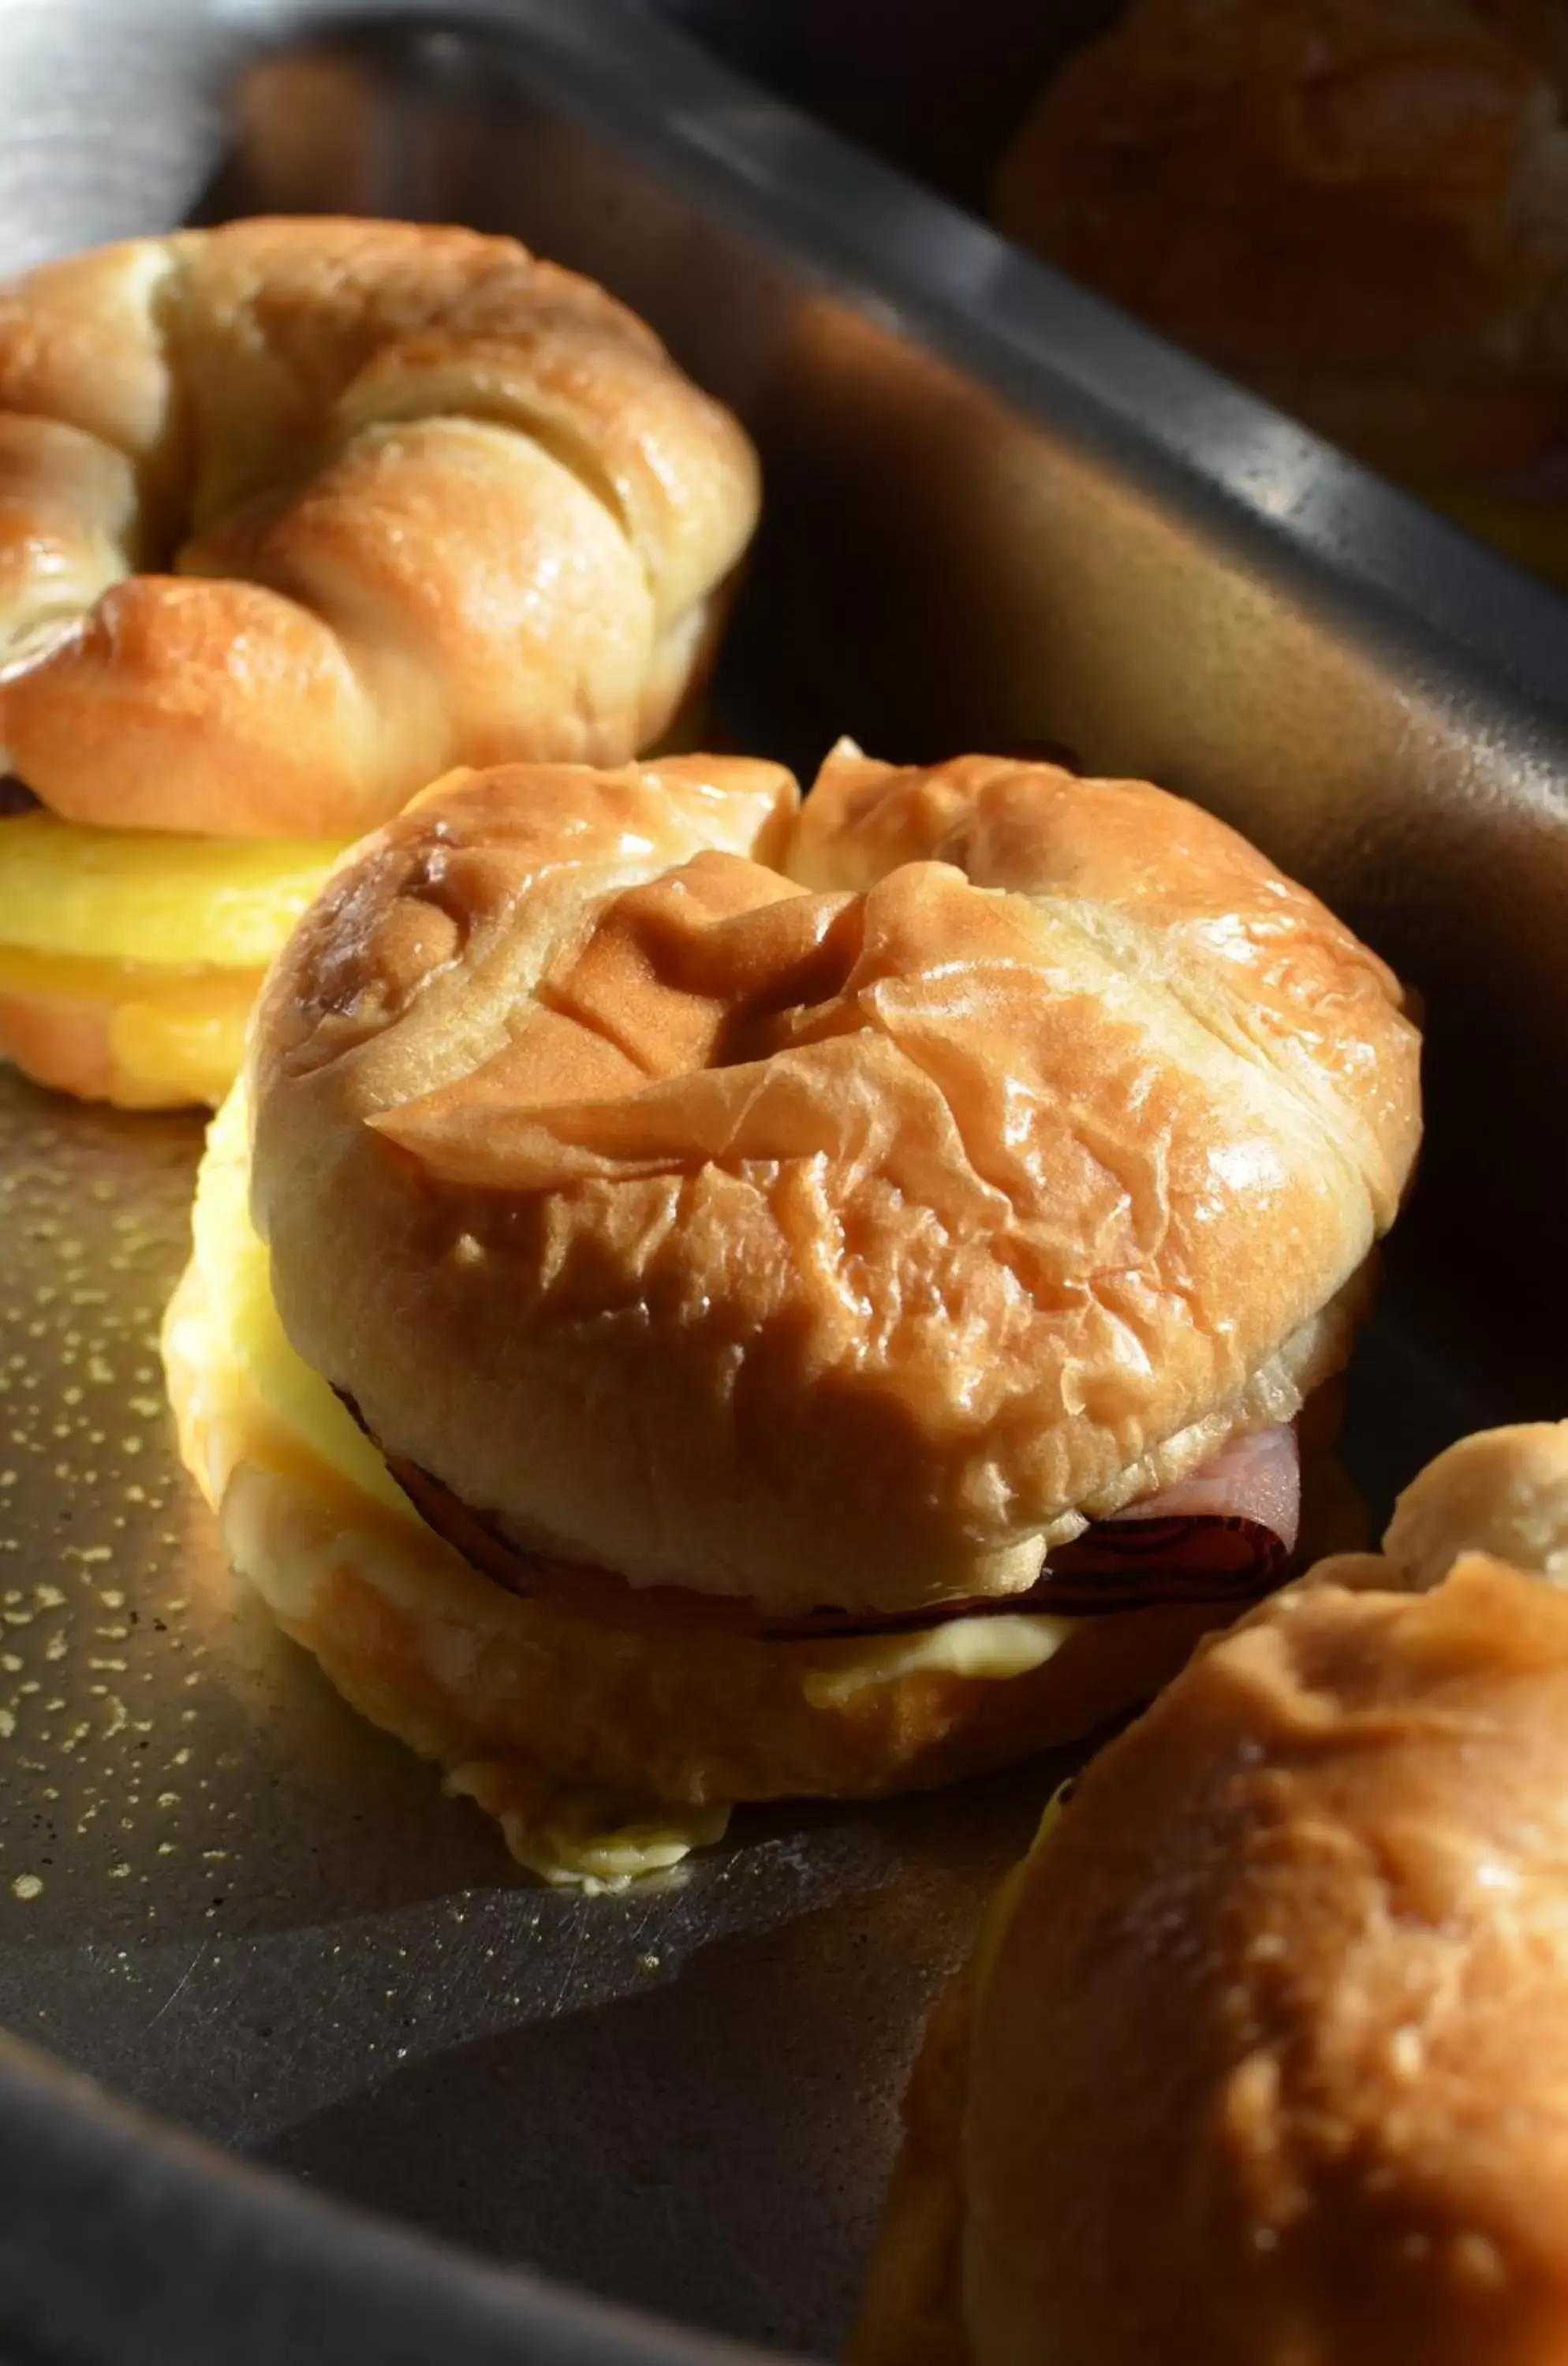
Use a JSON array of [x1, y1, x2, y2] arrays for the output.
[[248, 743, 1420, 1618], [0, 217, 758, 836]]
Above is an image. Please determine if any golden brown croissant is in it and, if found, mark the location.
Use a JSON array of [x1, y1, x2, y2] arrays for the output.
[[0, 216, 759, 839], [853, 1420, 1568, 2366], [162, 741, 1419, 1881]]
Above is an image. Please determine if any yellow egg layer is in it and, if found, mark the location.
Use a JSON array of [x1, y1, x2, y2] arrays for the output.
[[0, 815, 347, 1106], [0, 812, 347, 965]]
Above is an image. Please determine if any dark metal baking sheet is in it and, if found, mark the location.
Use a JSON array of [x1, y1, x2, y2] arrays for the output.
[[2, 3, 1566, 2361], [0, 1062, 1037, 2360]]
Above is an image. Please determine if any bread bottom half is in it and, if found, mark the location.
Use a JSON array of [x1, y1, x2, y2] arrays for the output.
[[0, 949, 265, 1108], [162, 1090, 1253, 1886]]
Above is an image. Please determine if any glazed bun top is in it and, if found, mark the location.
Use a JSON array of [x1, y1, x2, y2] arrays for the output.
[[995, 0, 1568, 479], [0, 217, 759, 838], [248, 743, 1421, 1620], [963, 1420, 1568, 2366]]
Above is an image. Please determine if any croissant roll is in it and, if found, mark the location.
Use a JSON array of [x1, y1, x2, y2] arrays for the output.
[[0, 217, 758, 1110], [0, 216, 757, 836], [163, 742, 1421, 1883], [853, 1421, 1568, 2366]]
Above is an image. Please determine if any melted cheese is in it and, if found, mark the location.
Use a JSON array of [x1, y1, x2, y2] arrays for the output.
[[802, 1611, 1074, 1705], [444, 1759, 728, 1894], [187, 1085, 411, 1516]]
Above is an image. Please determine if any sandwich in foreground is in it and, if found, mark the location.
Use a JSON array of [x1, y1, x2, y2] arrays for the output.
[[0, 215, 758, 1107], [162, 741, 1420, 1884], [853, 1421, 1568, 2366]]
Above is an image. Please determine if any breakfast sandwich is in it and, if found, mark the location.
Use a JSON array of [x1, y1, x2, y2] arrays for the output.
[[0, 215, 758, 1106], [162, 740, 1421, 1883]]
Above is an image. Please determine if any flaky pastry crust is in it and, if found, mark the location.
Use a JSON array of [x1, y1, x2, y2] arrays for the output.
[[0, 217, 758, 837], [248, 742, 1420, 1621], [853, 1422, 1568, 2366]]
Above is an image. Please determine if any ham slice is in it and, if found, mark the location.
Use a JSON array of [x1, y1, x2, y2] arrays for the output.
[[1107, 1421, 1301, 1551], [345, 1387, 1302, 1640], [1036, 1423, 1300, 1612]]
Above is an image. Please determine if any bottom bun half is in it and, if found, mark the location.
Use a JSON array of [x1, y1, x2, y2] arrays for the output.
[[162, 1089, 1239, 1887], [0, 954, 264, 1110]]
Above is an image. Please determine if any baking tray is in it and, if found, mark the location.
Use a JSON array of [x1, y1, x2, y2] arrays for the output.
[[3, 2, 1568, 2361]]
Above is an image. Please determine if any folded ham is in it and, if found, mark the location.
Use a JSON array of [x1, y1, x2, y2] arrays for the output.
[[1039, 1422, 1301, 1611], [348, 1391, 1302, 1640]]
